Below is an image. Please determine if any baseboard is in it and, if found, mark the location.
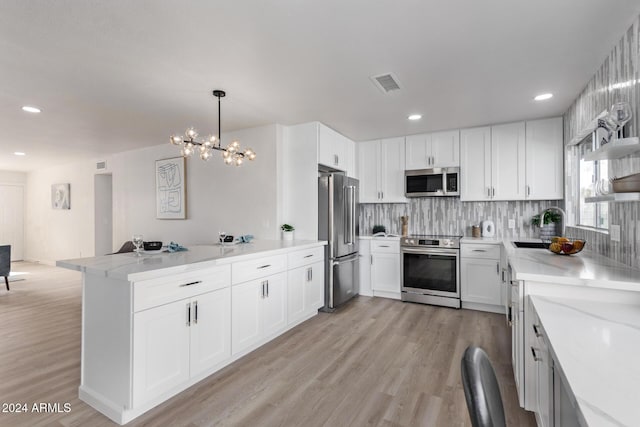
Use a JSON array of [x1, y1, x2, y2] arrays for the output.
[[461, 301, 505, 314]]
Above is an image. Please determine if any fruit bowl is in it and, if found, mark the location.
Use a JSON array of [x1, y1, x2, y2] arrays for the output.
[[542, 237, 586, 255]]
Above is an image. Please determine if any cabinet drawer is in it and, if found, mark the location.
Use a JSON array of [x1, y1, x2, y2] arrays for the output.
[[461, 243, 501, 259], [371, 239, 399, 253], [232, 254, 287, 285], [288, 246, 325, 270], [134, 265, 231, 312]]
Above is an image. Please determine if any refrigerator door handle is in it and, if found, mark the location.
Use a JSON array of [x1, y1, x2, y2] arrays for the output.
[[332, 253, 359, 265], [343, 185, 356, 246]]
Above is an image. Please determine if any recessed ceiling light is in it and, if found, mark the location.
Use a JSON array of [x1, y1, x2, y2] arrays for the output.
[[22, 106, 41, 113], [534, 93, 553, 101], [14, 152, 26, 156], [408, 114, 422, 121]]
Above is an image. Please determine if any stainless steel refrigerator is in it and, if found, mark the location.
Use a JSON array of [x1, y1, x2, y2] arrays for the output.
[[318, 173, 359, 311]]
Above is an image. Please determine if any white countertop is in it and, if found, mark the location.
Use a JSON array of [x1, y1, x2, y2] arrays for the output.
[[531, 296, 640, 427], [504, 240, 640, 291], [359, 234, 401, 240], [461, 236, 502, 244], [57, 240, 326, 281]]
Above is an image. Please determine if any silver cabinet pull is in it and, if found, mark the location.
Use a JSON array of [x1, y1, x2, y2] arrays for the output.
[[193, 301, 198, 324], [496, 262, 500, 274], [531, 347, 542, 362], [261, 281, 266, 298], [307, 267, 313, 282], [533, 324, 542, 337], [257, 264, 271, 269], [487, 187, 491, 198], [492, 187, 495, 197], [186, 303, 191, 326], [304, 254, 314, 258], [370, 254, 373, 265], [381, 191, 384, 199], [471, 249, 486, 252], [266, 280, 269, 297], [379, 245, 390, 248], [526, 185, 531, 196], [501, 269, 506, 282], [179, 280, 202, 287]]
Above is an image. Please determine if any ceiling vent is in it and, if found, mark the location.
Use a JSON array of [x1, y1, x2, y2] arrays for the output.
[[370, 72, 401, 94], [96, 161, 107, 170]]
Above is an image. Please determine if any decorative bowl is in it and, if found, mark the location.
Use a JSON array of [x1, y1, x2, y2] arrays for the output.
[[143, 241, 163, 251], [541, 237, 586, 255]]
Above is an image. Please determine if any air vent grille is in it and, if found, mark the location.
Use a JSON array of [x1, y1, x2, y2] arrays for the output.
[[96, 161, 107, 170], [370, 73, 401, 93]]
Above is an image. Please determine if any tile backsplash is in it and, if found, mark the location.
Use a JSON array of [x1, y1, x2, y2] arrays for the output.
[[563, 13, 640, 269], [360, 199, 562, 239]]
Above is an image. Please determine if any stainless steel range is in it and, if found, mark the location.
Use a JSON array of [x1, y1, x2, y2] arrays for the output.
[[400, 235, 461, 308]]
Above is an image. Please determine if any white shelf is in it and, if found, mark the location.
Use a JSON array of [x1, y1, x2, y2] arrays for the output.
[[583, 137, 640, 161], [585, 193, 640, 203], [567, 111, 608, 146]]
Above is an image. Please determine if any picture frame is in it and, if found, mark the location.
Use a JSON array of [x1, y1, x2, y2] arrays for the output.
[[156, 157, 186, 219], [51, 183, 71, 210]]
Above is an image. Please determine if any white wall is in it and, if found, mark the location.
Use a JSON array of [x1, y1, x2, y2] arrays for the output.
[[0, 170, 26, 184], [25, 162, 96, 264], [24, 124, 283, 263]]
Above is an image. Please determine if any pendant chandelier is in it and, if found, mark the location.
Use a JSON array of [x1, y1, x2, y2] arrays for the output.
[[169, 90, 256, 166]]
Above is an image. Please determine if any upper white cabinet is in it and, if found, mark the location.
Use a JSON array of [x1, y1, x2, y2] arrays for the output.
[[358, 137, 407, 203], [460, 126, 492, 201], [492, 122, 526, 200], [525, 117, 564, 200], [461, 118, 562, 201], [405, 130, 460, 169], [318, 123, 354, 175]]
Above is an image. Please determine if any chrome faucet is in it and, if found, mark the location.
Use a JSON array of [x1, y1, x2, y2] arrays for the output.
[[539, 206, 566, 237]]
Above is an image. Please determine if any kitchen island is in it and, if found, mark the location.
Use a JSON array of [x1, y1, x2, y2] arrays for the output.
[[57, 240, 326, 425]]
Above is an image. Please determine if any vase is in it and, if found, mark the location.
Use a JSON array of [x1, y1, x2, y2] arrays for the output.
[[539, 223, 558, 240], [282, 230, 294, 241]]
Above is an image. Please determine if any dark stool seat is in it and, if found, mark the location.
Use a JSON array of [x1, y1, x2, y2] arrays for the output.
[[461, 346, 506, 427]]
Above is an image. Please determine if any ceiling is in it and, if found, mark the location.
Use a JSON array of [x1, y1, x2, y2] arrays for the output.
[[2, 0, 640, 172]]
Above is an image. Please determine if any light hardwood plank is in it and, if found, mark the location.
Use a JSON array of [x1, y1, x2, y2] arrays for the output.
[[0, 262, 535, 426]]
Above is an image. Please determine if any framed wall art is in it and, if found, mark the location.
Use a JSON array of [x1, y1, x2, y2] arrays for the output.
[[52, 183, 71, 210], [156, 157, 186, 219]]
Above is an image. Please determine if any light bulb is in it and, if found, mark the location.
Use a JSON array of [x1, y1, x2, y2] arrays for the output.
[[181, 143, 194, 157], [200, 149, 212, 161], [248, 152, 256, 160], [224, 156, 233, 165], [231, 141, 240, 149], [185, 127, 198, 139], [227, 144, 237, 153], [170, 135, 183, 145], [222, 150, 230, 158], [204, 135, 215, 148], [235, 157, 243, 166]]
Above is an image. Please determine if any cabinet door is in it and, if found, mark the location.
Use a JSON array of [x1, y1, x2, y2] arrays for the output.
[[260, 273, 287, 338], [371, 252, 400, 293], [492, 122, 526, 200], [379, 137, 406, 202], [526, 117, 563, 200], [287, 267, 306, 325], [190, 288, 231, 377], [536, 344, 552, 427], [304, 261, 325, 313], [431, 130, 460, 167], [231, 280, 262, 355], [460, 258, 501, 305], [405, 133, 430, 170], [318, 124, 346, 171], [358, 141, 381, 203], [133, 300, 191, 406], [460, 127, 492, 201]]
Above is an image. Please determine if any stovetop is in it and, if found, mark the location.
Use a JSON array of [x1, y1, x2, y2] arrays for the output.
[[401, 234, 462, 248]]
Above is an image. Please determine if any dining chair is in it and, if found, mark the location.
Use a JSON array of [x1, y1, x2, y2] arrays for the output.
[[0, 245, 11, 291], [461, 345, 506, 427]]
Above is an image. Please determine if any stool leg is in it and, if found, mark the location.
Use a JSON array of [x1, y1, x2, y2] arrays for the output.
[[4, 276, 8, 291]]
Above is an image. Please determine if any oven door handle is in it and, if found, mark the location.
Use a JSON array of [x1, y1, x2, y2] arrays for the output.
[[401, 247, 459, 256]]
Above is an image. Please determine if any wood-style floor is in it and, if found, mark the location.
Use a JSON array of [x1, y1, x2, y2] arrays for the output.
[[0, 262, 535, 427]]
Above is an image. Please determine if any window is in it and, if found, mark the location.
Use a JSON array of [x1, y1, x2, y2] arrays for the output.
[[577, 135, 609, 230]]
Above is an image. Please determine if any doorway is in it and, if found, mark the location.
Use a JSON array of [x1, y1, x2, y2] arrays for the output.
[[0, 184, 24, 261], [94, 174, 113, 256]]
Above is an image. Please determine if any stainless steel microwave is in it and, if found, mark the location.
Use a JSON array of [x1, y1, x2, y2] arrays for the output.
[[405, 167, 460, 197]]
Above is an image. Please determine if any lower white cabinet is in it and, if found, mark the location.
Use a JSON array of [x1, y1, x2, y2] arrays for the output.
[[370, 239, 401, 299], [133, 286, 231, 407], [460, 242, 503, 312], [358, 238, 372, 296], [287, 260, 324, 326], [232, 272, 287, 356]]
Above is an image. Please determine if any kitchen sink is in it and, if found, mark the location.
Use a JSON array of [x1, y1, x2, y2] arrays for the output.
[[512, 241, 546, 249]]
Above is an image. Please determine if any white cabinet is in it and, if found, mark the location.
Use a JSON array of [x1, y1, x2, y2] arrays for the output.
[[132, 285, 231, 407], [492, 122, 526, 200], [318, 123, 354, 174], [460, 243, 503, 312], [370, 239, 401, 299], [461, 118, 562, 201], [530, 311, 553, 427], [525, 117, 564, 200], [287, 260, 324, 326], [405, 130, 459, 169], [232, 272, 287, 356], [358, 137, 406, 203], [358, 238, 372, 297], [460, 126, 492, 201]]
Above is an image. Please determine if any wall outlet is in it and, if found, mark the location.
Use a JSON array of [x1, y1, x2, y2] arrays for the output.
[[508, 219, 516, 229], [610, 224, 621, 242]]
